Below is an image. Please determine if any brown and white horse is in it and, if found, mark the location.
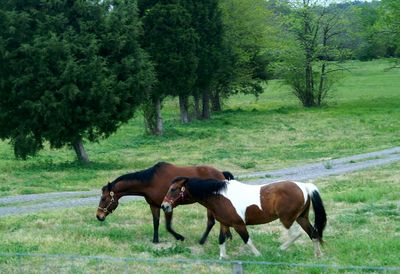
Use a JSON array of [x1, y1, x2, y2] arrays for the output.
[[96, 162, 234, 243], [161, 177, 327, 259]]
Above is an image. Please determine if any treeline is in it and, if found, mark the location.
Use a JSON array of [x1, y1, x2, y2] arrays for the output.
[[0, 0, 398, 162]]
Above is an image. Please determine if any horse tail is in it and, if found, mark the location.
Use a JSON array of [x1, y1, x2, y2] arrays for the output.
[[305, 183, 327, 241], [222, 171, 235, 180]]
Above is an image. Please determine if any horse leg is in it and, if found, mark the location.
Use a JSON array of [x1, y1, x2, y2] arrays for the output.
[[296, 215, 322, 257], [199, 210, 233, 245], [150, 205, 160, 243], [218, 225, 230, 260], [233, 224, 261, 256], [199, 209, 215, 245], [164, 210, 185, 241], [280, 224, 302, 251]]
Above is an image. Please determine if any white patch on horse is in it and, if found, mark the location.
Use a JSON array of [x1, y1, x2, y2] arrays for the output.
[[292, 181, 309, 205], [219, 180, 262, 222]]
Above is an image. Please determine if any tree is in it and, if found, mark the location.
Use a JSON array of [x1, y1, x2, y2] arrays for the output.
[[274, 0, 344, 107], [185, 0, 224, 119], [0, 0, 154, 163], [141, 2, 198, 130], [379, 0, 400, 60], [215, 0, 274, 111]]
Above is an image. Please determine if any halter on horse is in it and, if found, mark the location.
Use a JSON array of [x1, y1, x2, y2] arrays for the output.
[[96, 162, 234, 244], [162, 177, 327, 259]]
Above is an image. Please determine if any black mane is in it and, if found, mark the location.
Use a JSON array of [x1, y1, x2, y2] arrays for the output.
[[186, 178, 227, 200], [103, 162, 169, 191]]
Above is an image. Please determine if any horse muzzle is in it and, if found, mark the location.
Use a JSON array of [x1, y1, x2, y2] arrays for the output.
[[96, 214, 106, 222], [161, 202, 172, 213]]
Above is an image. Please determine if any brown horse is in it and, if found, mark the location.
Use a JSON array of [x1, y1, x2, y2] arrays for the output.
[[161, 177, 327, 259], [96, 162, 234, 243]]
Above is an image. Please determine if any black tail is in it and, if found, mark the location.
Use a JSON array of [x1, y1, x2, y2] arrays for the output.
[[222, 171, 234, 180], [310, 190, 327, 240]]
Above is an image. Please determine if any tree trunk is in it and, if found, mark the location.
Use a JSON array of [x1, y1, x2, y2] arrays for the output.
[[143, 97, 163, 135], [193, 94, 202, 120], [211, 90, 222, 112], [179, 95, 190, 123], [317, 62, 326, 106], [201, 89, 211, 119], [73, 138, 90, 164]]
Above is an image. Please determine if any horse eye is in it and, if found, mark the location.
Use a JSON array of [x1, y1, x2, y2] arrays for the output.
[[171, 188, 176, 192]]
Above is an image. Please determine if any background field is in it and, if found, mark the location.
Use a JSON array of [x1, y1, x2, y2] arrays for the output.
[[0, 59, 399, 196], [0, 59, 399, 272]]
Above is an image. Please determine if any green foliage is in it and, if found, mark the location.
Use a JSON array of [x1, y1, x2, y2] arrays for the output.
[[0, 0, 154, 160], [142, 2, 198, 98], [217, 0, 274, 98]]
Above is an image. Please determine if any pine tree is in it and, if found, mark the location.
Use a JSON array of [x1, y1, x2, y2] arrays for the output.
[[141, 1, 198, 130], [0, 0, 154, 162]]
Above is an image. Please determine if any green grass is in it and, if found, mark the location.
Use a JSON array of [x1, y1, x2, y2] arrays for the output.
[[0, 162, 399, 273], [0, 59, 399, 196]]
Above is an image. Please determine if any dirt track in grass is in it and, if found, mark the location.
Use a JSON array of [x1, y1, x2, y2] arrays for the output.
[[1, 146, 400, 217]]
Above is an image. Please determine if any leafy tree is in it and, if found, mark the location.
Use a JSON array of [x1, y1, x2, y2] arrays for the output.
[[214, 0, 274, 111], [274, 0, 345, 107], [141, 1, 198, 130], [379, 0, 400, 59], [185, 0, 224, 119], [0, 0, 154, 163]]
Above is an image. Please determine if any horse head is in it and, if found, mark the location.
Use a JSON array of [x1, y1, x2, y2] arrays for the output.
[[161, 176, 189, 213], [96, 182, 120, 221]]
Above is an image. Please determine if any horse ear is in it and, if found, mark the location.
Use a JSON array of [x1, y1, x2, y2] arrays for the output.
[[171, 176, 189, 185], [107, 182, 112, 191]]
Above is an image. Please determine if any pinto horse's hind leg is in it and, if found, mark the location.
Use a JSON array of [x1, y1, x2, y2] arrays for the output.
[[164, 211, 185, 241], [233, 224, 261, 256], [296, 215, 322, 257], [280, 224, 302, 251]]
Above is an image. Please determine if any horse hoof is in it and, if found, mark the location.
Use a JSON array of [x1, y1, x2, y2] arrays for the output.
[[152, 239, 159, 244], [176, 235, 185, 241], [219, 255, 229, 260], [199, 239, 206, 245]]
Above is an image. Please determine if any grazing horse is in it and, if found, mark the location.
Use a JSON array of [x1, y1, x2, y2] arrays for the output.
[[161, 177, 327, 259], [96, 162, 234, 244]]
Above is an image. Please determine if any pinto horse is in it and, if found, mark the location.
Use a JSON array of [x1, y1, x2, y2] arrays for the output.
[[96, 162, 234, 243], [161, 177, 327, 259]]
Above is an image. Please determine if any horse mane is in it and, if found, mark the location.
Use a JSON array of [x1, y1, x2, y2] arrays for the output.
[[186, 178, 227, 200], [104, 162, 170, 191]]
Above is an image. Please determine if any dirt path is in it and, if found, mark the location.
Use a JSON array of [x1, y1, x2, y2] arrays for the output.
[[1, 146, 399, 217]]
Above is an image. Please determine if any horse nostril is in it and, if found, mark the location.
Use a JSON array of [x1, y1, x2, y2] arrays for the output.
[[97, 215, 105, 222]]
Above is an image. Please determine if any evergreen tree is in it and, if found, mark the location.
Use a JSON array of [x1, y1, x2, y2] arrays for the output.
[[141, 1, 198, 130], [0, 0, 154, 162], [184, 0, 224, 119]]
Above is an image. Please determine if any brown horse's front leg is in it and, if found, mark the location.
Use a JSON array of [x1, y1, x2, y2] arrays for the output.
[[150, 205, 160, 243], [164, 211, 185, 241]]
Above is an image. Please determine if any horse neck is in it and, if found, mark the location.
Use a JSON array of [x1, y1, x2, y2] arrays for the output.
[[114, 179, 153, 197]]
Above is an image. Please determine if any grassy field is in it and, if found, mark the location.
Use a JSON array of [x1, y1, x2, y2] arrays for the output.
[[0, 59, 399, 272], [0, 162, 399, 272], [0, 59, 399, 196]]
